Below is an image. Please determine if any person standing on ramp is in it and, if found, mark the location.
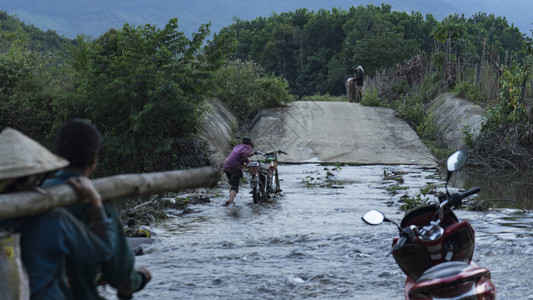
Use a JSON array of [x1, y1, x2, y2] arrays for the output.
[[355, 65, 364, 102]]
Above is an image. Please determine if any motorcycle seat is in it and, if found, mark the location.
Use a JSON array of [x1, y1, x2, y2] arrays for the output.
[[416, 261, 479, 282], [410, 261, 492, 296]]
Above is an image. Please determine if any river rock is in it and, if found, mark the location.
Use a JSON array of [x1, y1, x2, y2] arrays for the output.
[[127, 237, 154, 256]]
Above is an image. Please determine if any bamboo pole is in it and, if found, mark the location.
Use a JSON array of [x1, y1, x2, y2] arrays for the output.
[[0, 167, 220, 219]]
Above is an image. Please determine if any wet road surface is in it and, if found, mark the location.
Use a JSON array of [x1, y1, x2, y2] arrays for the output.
[[102, 164, 533, 299]]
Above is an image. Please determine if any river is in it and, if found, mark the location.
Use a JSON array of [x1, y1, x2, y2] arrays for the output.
[[101, 164, 533, 299], [452, 167, 533, 210]]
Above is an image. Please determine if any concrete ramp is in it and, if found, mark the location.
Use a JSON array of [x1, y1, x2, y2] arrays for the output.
[[250, 101, 436, 165], [428, 93, 484, 150]]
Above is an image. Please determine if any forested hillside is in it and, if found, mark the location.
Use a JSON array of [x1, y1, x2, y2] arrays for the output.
[[1, 3, 532, 172], [220, 4, 525, 98], [0, 12, 293, 175]]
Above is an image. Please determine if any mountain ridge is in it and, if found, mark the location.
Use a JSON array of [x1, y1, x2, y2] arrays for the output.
[[2, 0, 531, 39]]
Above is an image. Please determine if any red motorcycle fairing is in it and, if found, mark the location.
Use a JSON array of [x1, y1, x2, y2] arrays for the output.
[[247, 161, 260, 175], [393, 206, 475, 281], [269, 161, 277, 172], [400, 205, 458, 228], [405, 261, 495, 300]]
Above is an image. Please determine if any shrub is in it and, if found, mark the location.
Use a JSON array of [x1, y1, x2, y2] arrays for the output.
[[392, 96, 425, 127], [361, 88, 383, 107], [300, 93, 345, 102], [454, 81, 485, 104], [63, 19, 235, 174], [481, 67, 528, 135], [400, 184, 438, 211], [216, 59, 294, 121], [462, 125, 476, 149], [390, 78, 409, 96], [416, 112, 438, 139]]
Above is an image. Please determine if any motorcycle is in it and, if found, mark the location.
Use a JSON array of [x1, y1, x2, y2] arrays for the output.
[[247, 149, 287, 203], [362, 149, 495, 299]]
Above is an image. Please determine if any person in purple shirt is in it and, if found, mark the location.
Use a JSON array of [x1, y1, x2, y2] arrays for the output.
[[223, 137, 255, 206]]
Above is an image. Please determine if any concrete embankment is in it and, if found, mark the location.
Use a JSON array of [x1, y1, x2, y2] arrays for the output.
[[428, 93, 484, 151], [199, 94, 485, 167], [198, 98, 238, 168]]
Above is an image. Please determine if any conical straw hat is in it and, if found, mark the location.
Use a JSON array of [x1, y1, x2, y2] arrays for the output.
[[0, 128, 69, 181]]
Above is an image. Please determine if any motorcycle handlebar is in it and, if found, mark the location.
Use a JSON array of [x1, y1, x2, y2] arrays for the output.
[[256, 150, 288, 156], [450, 187, 480, 207], [387, 235, 407, 256], [388, 226, 416, 256]]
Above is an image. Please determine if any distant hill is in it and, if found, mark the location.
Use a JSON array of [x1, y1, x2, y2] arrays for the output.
[[2, 0, 531, 39]]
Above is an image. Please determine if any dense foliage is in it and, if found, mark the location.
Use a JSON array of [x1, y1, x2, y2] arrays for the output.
[[61, 19, 238, 173], [5, 0, 531, 50], [1, 3, 532, 172], [215, 59, 294, 121], [0, 13, 72, 148], [220, 3, 531, 166], [0, 11, 71, 53], [220, 5, 434, 96], [220, 4, 526, 99], [0, 12, 296, 174]]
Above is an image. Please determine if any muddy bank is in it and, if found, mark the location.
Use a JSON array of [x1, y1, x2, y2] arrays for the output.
[[122, 190, 214, 251]]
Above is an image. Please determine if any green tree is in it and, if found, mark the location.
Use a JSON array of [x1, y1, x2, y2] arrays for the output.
[[298, 8, 346, 96], [342, 4, 419, 76], [215, 59, 294, 121], [0, 29, 66, 143], [263, 23, 298, 78], [68, 19, 235, 174]]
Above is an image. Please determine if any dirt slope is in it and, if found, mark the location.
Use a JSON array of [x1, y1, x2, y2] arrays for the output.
[[249, 101, 436, 165]]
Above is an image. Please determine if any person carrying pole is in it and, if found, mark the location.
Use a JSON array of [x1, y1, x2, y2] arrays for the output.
[[0, 127, 116, 299], [42, 119, 151, 300]]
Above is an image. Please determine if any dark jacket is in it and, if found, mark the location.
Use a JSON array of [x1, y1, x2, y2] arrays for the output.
[[1, 207, 115, 300], [355, 70, 364, 86], [42, 170, 148, 300]]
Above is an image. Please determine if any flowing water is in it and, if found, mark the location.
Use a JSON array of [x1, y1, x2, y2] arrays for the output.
[[101, 164, 533, 299], [452, 167, 533, 210]]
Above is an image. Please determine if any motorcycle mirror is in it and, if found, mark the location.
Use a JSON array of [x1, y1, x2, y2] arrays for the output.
[[447, 149, 468, 172], [446, 149, 468, 183], [362, 210, 385, 225]]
